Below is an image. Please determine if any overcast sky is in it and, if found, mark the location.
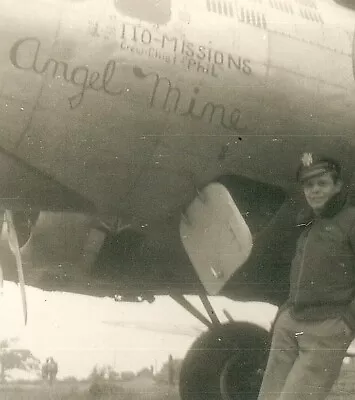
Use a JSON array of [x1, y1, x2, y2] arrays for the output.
[[0, 281, 277, 379]]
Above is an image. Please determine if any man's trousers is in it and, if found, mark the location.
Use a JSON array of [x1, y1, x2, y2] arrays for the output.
[[257, 308, 354, 400]]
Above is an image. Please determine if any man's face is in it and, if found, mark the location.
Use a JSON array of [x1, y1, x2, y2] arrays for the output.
[[302, 172, 342, 212]]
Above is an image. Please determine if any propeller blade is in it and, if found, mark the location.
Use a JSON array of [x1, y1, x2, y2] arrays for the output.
[[0, 263, 3, 295], [5, 210, 27, 325]]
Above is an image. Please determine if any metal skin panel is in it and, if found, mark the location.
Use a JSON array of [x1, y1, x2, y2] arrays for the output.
[[0, 0, 354, 220], [0, 0, 354, 302]]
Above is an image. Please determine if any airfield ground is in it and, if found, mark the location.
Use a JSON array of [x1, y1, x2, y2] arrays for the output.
[[1, 360, 354, 400], [0, 379, 180, 400]]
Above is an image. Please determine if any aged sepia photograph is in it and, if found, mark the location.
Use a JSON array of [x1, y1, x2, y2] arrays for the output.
[[0, 0, 355, 399]]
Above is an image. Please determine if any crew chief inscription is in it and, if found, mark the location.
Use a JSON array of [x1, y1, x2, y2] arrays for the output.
[[88, 19, 252, 77]]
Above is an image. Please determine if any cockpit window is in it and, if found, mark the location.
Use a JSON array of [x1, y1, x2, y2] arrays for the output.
[[334, 0, 355, 11]]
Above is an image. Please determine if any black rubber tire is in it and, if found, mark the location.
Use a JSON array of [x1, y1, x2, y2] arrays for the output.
[[179, 322, 270, 400]]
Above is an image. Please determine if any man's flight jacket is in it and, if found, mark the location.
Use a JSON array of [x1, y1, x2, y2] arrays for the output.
[[282, 192, 355, 332]]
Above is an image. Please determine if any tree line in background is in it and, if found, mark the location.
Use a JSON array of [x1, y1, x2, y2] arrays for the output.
[[0, 338, 41, 383], [0, 337, 182, 386]]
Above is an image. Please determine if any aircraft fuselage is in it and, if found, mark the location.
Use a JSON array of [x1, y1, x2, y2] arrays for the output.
[[0, 0, 355, 302]]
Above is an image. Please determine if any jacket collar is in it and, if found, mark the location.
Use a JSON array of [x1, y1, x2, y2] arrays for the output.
[[296, 191, 348, 226]]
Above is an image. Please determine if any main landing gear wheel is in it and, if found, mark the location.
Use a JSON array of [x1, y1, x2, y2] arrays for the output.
[[179, 322, 270, 400]]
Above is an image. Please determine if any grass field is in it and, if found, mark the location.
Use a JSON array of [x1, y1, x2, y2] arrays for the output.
[[1, 360, 354, 400], [0, 379, 180, 400]]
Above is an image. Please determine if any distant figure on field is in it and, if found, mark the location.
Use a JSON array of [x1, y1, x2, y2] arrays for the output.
[[168, 354, 174, 386], [42, 356, 58, 385]]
